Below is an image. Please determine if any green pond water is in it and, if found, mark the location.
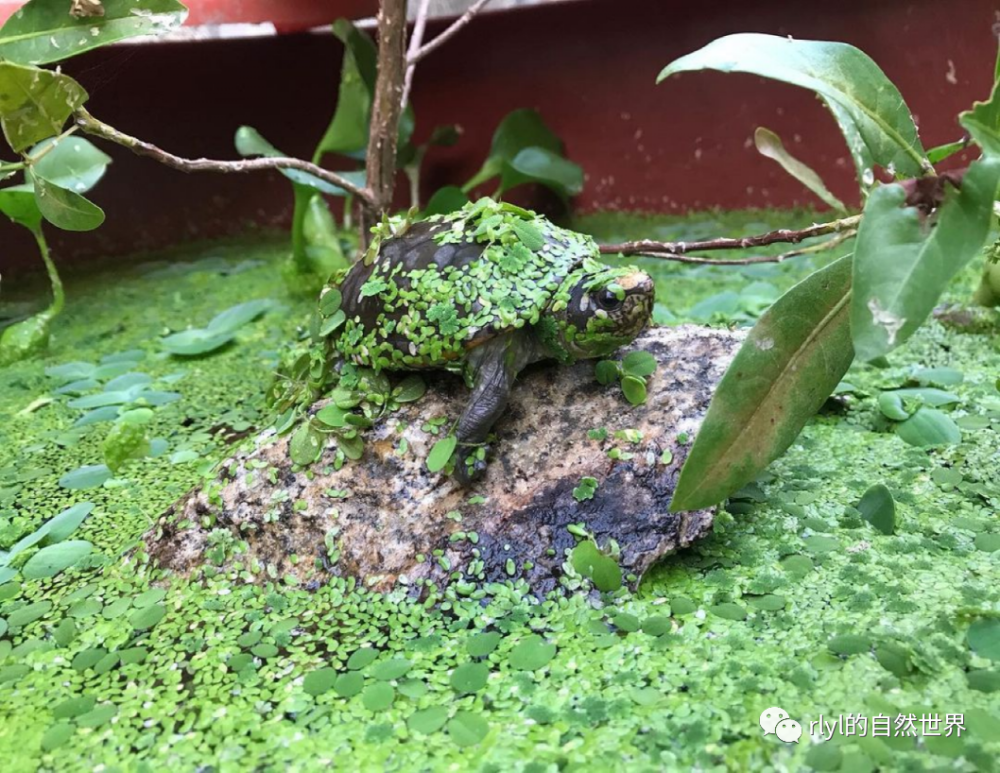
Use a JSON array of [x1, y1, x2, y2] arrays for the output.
[[0, 210, 998, 771]]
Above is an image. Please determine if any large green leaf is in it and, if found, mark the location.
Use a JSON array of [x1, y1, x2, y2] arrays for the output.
[[30, 136, 111, 193], [0, 0, 187, 65], [754, 127, 845, 211], [671, 255, 854, 511], [850, 157, 1000, 361], [31, 170, 105, 231], [0, 62, 88, 152], [234, 126, 364, 197], [658, 34, 929, 184], [960, 79, 1000, 159]]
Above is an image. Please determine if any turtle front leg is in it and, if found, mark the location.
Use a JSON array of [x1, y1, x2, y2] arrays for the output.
[[452, 331, 534, 486]]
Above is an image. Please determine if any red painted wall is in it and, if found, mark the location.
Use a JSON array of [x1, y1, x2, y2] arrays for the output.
[[2, 0, 996, 275]]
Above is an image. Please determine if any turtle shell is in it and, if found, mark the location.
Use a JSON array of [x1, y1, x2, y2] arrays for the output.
[[334, 206, 598, 372]]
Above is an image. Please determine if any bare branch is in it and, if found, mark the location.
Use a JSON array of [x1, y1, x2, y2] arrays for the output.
[[401, 0, 432, 110], [599, 215, 861, 257], [408, 0, 493, 65], [365, 0, 409, 216], [612, 229, 857, 266], [74, 108, 375, 206]]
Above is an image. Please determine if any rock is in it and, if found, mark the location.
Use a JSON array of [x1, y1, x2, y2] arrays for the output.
[[147, 325, 743, 594]]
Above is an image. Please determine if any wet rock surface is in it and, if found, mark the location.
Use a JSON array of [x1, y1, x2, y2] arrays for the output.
[[148, 325, 743, 594]]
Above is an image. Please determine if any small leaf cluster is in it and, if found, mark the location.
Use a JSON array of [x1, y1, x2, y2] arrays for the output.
[[594, 351, 657, 406]]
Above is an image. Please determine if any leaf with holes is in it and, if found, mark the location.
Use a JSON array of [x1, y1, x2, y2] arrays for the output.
[[0, 0, 187, 65], [851, 158, 1000, 361], [0, 62, 88, 152]]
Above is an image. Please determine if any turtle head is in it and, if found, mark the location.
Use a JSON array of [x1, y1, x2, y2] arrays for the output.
[[539, 262, 655, 361]]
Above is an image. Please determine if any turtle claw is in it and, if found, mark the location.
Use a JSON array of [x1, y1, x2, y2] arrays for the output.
[[453, 444, 489, 486]]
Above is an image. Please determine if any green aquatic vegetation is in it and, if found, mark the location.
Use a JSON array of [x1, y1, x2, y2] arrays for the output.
[[0, 220, 997, 770]]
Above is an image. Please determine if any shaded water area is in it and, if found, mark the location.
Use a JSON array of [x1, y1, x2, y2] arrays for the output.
[[0, 210, 998, 770]]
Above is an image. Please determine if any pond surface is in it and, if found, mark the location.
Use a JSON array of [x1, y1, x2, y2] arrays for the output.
[[0, 212, 997, 770]]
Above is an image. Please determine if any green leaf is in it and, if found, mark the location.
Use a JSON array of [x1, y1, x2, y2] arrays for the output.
[[450, 661, 489, 694], [960, 79, 1000, 158], [595, 360, 620, 385], [491, 109, 562, 162], [877, 392, 911, 421], [371, 657, 410, 681], [346, 647, 379, 670], [161, 300, 272, 356], [671, 255, 854, 511], [0, 184, 42, 229], [895, 407, 961, 447], [206, 299, 273, 334], [31, 171, 105, 231], [508, 634, 556, 671], [856, 483, 895, 535], [621, 351, 657, 378], [926, 139, 968, 165], [427, 435, 457, 473], [500, 147, 584, 199], [968, 619, 1000, 661], [0, 0, 187, 65], [235, 126, 364, 196], [361, 682, 394, 712], [317, 19, 377, 157], [465, 109, 580, 197], [708, 602, 747, 621], [58, 464, 111, 490], [29, 137, 110, 193], [658, 34, 928, 183], [570, 540, 622, 592], [42, 502, 94, 544], [334, 671, 364, 697], [21, 540, 92, 579], [289, 424, 324, 466], [447, 711, 489, 747], [0, 62, 88, 152], [129, 604, 166, 630], [303, 667, 338, 696], [423, 185, 470, 217], [621, 375, 647, 406], [754, 126, 846, 211], [409, 706, 449, 735], [392, 375, 426, 403], [850, 158, 1000, 360], [466, 631, 501, 657]]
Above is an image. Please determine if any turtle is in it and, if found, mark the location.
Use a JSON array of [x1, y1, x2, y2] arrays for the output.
[[332, 198, 655, 484]]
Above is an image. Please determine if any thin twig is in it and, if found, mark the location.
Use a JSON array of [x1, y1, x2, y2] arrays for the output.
[[599, 214, 861, 257], [408, 0, 493, 65], [73, 108, 375, 206], [611, 229, 857, 266], [365, 0, 409, 217], [401, 0, 432, 110]]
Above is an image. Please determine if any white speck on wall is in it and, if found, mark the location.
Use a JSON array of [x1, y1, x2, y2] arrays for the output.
[[945, 59, 958, 85]]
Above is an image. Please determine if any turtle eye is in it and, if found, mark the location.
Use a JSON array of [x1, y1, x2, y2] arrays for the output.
[[596, 288, 622, 311]]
